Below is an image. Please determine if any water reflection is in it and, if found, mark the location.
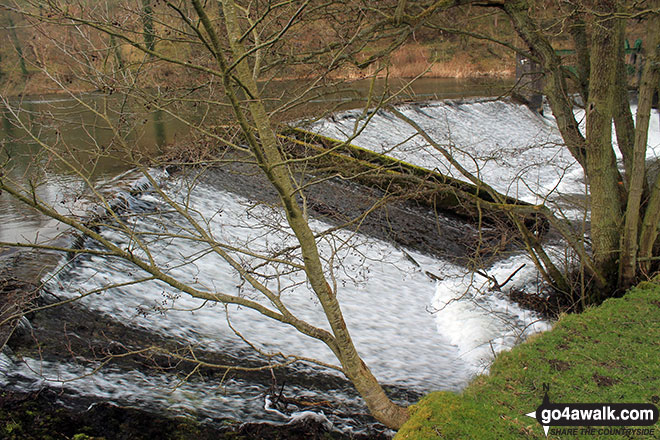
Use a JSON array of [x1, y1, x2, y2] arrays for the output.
[[153, 109, 166, 149]]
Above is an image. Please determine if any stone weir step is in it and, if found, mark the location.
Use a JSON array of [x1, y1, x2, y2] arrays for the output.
[[278, 127, 548, 234]]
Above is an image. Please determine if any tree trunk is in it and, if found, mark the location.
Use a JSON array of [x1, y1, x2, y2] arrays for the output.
[[195, 0, 410, 429], [620, 29, 659, 284], [612, 20, 637, 188], [584, 0, 624, 293], [566, 2, 590, 104], [636, 6, 660, 273]]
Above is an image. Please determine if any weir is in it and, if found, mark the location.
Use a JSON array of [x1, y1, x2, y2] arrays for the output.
[[279, 126, 547, 233], [1, 97, 565, 434]]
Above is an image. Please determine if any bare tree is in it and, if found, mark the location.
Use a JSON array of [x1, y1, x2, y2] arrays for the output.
[[376, 0, 660, 302], [4, 0, 653, 431], [1, 0, 478, 429]]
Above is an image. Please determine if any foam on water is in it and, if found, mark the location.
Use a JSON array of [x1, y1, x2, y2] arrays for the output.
[[17, 97, 654, 426], [3, 167, 549, 426], [433, 254, 552, 372], [310, 100, 660, 216]]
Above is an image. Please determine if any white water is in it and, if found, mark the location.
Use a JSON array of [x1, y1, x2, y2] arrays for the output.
[[310, 99, 660, 218], [2, 170, 548, 428], [312, 100, 575, 205], [307, 97, 660, 370], [14, 97, 655, 428], [43, 176, 547, 386]]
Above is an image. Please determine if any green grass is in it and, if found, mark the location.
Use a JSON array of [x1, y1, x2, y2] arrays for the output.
[[396, 281, 660, 439]]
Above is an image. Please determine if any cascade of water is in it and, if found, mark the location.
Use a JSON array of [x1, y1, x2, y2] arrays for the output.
[[18, 97, 653, 430]]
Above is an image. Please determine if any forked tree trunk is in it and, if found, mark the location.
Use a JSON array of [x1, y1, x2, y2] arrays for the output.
[[619, 6, 659, 286]]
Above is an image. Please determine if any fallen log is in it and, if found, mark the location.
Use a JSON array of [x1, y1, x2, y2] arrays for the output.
[[278, 127, 548, 234]]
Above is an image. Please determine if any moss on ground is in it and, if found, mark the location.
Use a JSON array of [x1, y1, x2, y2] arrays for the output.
[[396, 281, 660, 439]]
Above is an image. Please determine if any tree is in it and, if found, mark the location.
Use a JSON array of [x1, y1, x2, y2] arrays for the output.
[[0, 0, 460, 430], [504, 0, 660, 296], [3, 0, 655, 431], [379, 0, 660, 303]]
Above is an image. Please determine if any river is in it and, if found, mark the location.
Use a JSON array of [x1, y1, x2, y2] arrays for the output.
[[0, 77, 563, 434]]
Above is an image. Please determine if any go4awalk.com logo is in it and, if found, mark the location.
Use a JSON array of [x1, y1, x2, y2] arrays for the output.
[[525, 384, 659, 437]]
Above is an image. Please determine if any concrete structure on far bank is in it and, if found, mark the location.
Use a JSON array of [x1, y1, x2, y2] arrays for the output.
[[514, 39, 649, 114], [514, 53, 544, 114]]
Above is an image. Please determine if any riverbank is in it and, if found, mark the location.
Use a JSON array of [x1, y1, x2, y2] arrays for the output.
[[1, 39, 513, 99], [395, 279, 660, 439]]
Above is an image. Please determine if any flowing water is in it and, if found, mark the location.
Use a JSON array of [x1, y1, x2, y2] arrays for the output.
[[309, 99, 660, 212], [6, 78, 647, 432], [0, 166, 549, 431]]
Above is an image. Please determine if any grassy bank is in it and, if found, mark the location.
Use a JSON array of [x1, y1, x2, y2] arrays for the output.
[[396, 280, 660, 439]]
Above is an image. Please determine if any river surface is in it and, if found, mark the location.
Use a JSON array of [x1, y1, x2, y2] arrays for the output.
[[0, 77, 595, 433]]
